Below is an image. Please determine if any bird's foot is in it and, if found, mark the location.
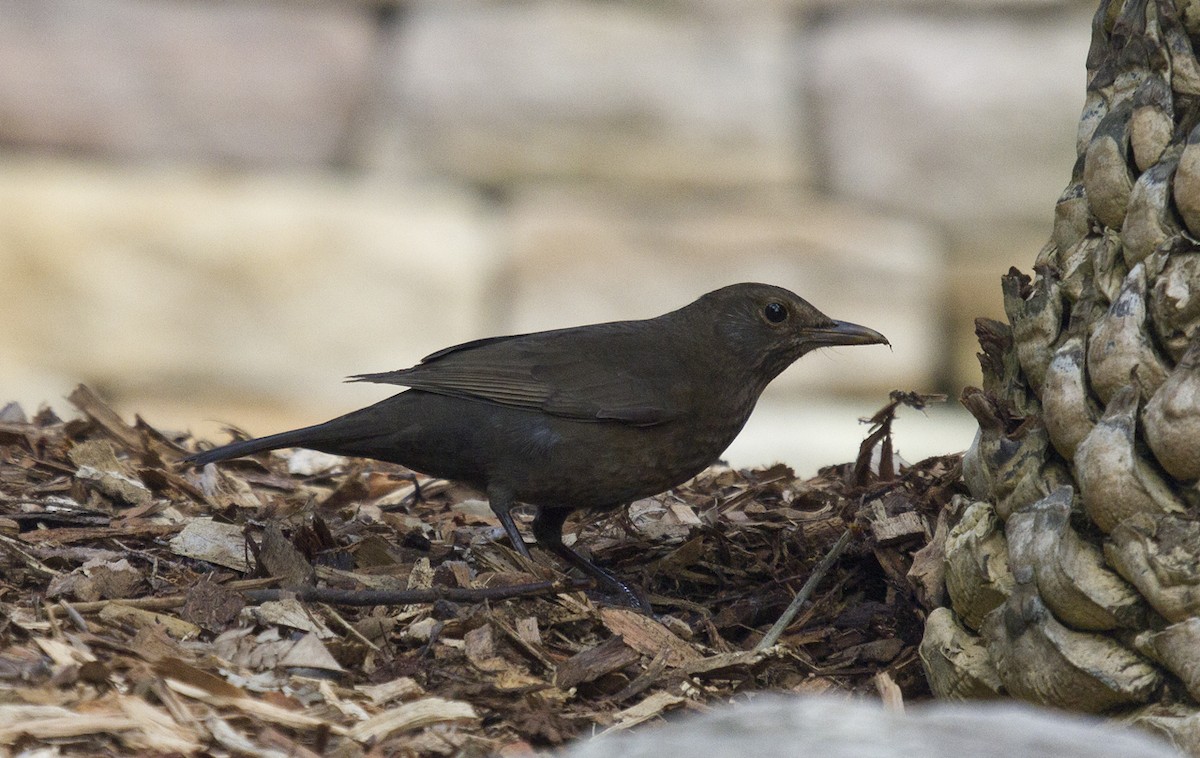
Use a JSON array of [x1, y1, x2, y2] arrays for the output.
[[584, 569, 653, 615]]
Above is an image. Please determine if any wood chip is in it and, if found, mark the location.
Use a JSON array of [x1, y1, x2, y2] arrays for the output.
[[347, 697, 478, 742], [169, 518, 251, 571], [279, 632, 345, 673], [163, 673, 342, 733], [98, 603, 202, 639], [667, 502, 703, 526], [20, 522, 181, 545], [0, 710, 138, 742], [117, 693, 203, 753], [555, 636, 641, 689], [683, 650, 767, 676], [357, 677, 425, 706], [867, 506, 928, 546], [68, 384, 143, 452], [600, 691, 687, 734], [254, 599, 335, 638], [34, 636, 97, 665], [515, 616, 541, 646], [600, 608, 701, 667], [259, 524, 316, 586], [875, 670, 905, 712]]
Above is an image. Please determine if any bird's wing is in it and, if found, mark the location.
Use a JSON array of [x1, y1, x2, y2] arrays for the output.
[[349, 323, 688, 426]]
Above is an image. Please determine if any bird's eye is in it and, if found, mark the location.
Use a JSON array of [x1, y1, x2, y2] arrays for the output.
[[763, 302, 788, 323]]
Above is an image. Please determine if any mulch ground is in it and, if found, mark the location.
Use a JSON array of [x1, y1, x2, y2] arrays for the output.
[[0, 386, 962, 756]]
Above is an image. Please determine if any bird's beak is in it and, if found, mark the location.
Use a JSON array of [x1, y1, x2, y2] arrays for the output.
[[804, 320, 889, 348]]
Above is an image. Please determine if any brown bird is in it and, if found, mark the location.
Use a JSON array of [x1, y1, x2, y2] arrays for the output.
[[185, 283, 887, 611]]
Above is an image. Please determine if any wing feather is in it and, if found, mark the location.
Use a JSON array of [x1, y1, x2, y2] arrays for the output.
[[349, 321, 688, 425]]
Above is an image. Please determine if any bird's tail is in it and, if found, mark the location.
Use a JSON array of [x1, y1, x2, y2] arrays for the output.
[[183, 423, 335, 466], [183, 392, 415, 467]]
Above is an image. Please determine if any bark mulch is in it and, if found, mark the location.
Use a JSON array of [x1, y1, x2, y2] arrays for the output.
[[0, 386, 961, 756]]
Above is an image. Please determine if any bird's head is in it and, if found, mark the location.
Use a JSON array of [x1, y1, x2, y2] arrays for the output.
[[691, 283, 889, 386]]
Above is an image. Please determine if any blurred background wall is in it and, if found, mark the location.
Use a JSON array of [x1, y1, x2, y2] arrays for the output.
[[0, 0, 1093, 472]]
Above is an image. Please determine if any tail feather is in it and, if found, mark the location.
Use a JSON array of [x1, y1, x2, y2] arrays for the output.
[[184, 424, 333, 466], [184, 391, 420, 468]]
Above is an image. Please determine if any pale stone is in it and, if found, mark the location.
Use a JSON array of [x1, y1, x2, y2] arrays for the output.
[[0, 157, 498, 427], [808, 7, 1090, 225], [368, 0, 805, 186], [559, 695, 1179, 758], [0, 0, 374, 166]]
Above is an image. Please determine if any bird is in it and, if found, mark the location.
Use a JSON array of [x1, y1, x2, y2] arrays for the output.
[[184, 283, 888, 611]]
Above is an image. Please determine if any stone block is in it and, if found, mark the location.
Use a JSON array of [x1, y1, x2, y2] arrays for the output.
[[808, 7, 1091, 225], [0, 0, 375, 166], [0, 157, 498, 430], [367, 0, 805, 186]]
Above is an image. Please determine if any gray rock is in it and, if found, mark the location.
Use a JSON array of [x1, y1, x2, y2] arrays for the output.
[[561, 696, 1182, 758]]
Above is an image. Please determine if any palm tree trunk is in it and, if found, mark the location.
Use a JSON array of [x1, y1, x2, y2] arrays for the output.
[[921, 0, 1200, 749]]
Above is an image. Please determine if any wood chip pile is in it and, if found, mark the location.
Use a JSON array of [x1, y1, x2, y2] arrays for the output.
[[0, 386, 961, 755]]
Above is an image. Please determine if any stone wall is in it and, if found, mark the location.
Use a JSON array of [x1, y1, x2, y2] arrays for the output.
[[0, 0, 1094, 467]]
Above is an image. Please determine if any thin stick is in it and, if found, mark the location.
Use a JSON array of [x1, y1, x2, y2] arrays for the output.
[[242, 577, 592, 606], [754, 529, 853, 652], [320, 603, 382, 651], [0, 533, 62, 577], [56, 577, 278, 614]]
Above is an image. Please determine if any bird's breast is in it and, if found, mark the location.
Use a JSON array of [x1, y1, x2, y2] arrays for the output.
[[491, 395, 758, 509]]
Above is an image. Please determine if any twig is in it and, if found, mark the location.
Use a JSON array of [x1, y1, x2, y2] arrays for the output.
[[754, 529, 853, 652], [56, 566, 585, 617], [59, 577, 278, 614], [610, 645, 671, 703], [319, 603, 381, 651], [0, 533, 62, 577], [241, 577, 593, 606], [57, 600, 90, 632], [491, 615, 558, 671]]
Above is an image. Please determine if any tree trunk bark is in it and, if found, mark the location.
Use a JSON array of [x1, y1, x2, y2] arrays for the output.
[[921, 0, 1200, 751]]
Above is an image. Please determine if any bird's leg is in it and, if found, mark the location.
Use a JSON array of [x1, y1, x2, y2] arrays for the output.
[[486, 485, 532, 559], [531, 506, 652, 614]]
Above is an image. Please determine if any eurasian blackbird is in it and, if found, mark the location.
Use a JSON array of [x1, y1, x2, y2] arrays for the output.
[[185, 283, 887, 610]]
